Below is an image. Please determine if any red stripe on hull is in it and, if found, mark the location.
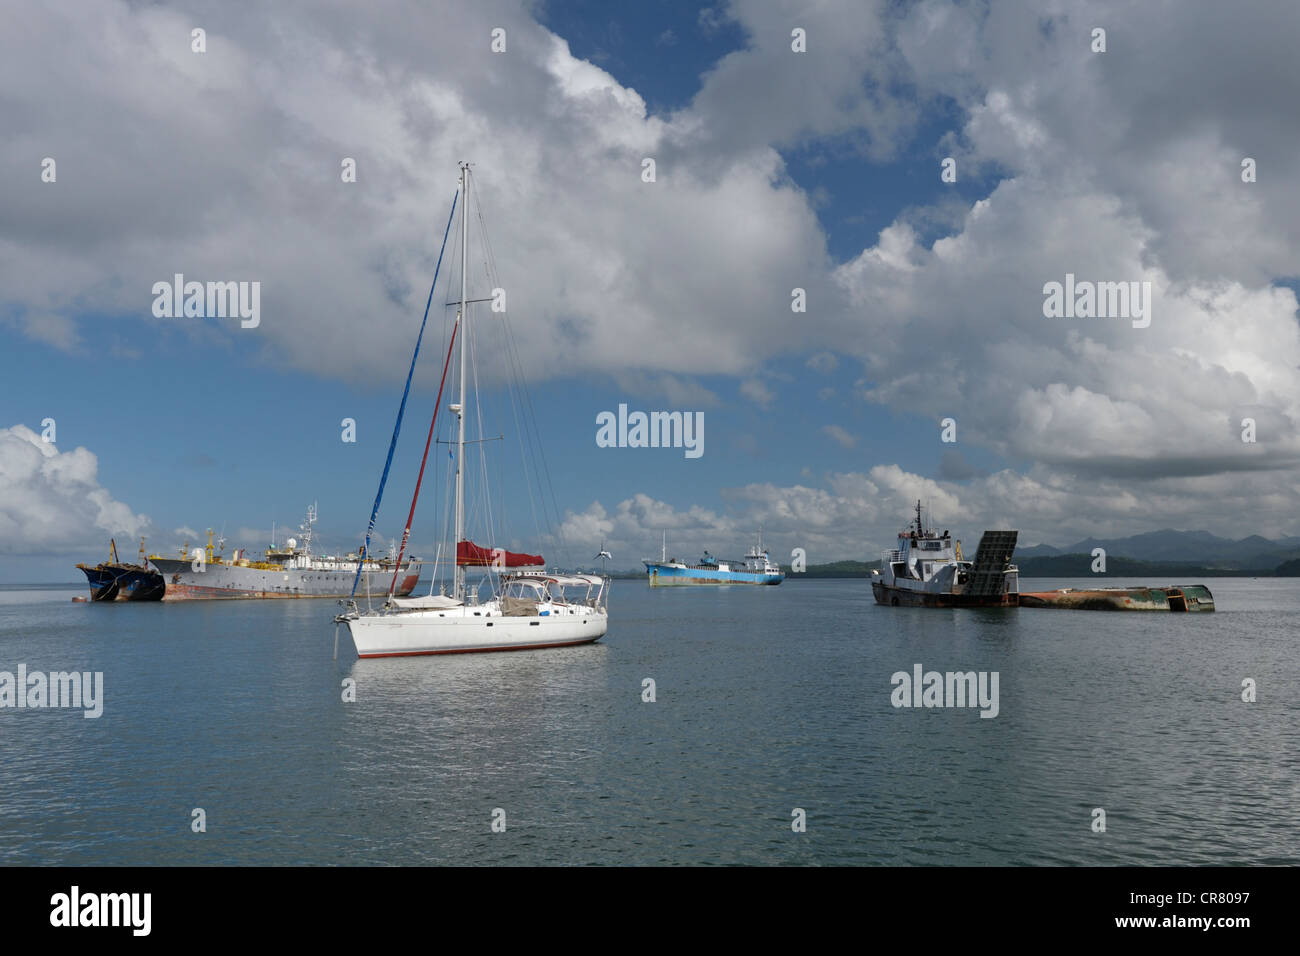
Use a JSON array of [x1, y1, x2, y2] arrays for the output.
[[356, 636, 603, 658]]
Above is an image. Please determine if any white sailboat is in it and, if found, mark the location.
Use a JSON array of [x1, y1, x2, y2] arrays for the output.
[[336, 162, 609, 657], [343, 569, 608, 657]]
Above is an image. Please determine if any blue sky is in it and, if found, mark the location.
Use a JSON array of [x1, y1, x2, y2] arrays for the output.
[[4, 1, 1300, 582], [1, 2, 996, 578]]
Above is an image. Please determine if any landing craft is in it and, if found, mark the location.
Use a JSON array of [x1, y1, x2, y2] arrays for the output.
[[870, 501, 1019, 607]]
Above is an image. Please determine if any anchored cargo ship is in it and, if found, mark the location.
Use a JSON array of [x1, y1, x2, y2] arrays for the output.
[[644, 533, 784, 586], [870, 502, 1019, 607], [76, 538, 166, 602], [149, 504, 420, 600]]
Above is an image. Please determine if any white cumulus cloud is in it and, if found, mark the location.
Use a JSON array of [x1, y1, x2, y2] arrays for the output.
[[0, 425, 150, 555]]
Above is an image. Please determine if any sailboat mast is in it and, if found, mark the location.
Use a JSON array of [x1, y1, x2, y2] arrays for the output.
[[454, 162, 469, 600]]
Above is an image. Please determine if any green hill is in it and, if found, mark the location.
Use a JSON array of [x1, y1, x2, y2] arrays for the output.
[[783, 560, 873, 578], [1015, 554, 1264, 577]]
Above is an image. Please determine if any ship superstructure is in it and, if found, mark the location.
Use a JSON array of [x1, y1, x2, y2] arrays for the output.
[[149, 504, 421, 600]]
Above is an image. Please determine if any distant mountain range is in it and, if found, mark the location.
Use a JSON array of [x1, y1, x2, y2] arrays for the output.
[[1016, 529, 1300, 571]]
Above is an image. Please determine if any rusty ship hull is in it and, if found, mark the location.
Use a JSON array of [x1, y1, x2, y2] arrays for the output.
[[75, 563, 165, 602], [1018, 585, 1215, 612], [76, 538, 166, 602]]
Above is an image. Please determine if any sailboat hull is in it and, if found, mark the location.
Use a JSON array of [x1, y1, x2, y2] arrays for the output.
[[344, 608, 607, 658]]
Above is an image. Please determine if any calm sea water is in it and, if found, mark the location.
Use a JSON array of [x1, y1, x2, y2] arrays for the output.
[[0, 577, 1296, 866]]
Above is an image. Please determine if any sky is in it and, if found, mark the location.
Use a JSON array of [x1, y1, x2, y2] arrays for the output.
[[2, 0, 1300, 582]]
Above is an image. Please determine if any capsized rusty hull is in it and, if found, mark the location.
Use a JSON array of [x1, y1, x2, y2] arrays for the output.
[[1018, 585, 1214, 612]]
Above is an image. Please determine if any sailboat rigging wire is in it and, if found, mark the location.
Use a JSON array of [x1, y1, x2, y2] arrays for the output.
[[388, 315, 460, 597], [349, 191, 458, 600], [469, 315, 496, 595], [506, 308, 571, 564], [473, 200, 542, 564], [428, 217, 462, 592], [465, 185, 542, 576], [472, 185, 571, 569]]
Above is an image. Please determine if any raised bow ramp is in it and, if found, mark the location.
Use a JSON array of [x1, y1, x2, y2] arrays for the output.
[[966, 531, 1019, 598]]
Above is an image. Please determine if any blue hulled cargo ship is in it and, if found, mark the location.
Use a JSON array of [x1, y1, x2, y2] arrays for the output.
[[644, 534, 784, 586]]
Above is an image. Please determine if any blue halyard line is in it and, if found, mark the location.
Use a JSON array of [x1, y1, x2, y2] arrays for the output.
[[350, 192, 458, 600]]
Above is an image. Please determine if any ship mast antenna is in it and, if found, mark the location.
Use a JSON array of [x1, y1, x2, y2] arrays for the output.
[[300, 502, 316, 555]]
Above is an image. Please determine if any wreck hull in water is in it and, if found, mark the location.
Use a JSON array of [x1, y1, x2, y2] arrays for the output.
[[1018, 585, 1215, 612]]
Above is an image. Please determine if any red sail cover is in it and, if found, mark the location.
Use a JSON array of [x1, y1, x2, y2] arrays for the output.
[[456, 539, 544, 567]]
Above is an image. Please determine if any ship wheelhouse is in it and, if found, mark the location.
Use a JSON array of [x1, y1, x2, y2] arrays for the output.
[[741, 545, 780, 574], [877, 500, 970, 589]]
